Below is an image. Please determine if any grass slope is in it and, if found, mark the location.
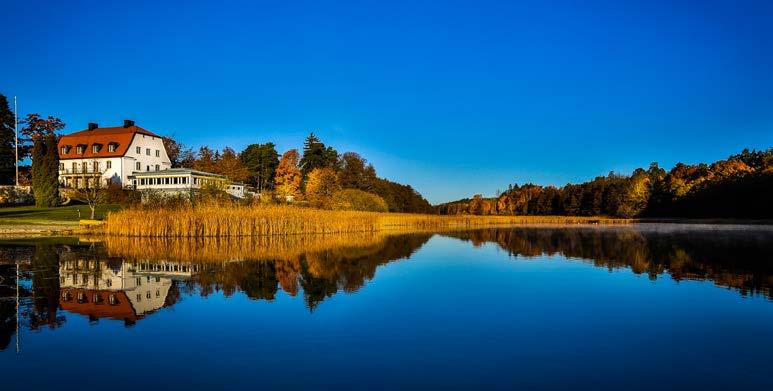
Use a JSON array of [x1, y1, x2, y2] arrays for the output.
[[0, 204, 122, 226]]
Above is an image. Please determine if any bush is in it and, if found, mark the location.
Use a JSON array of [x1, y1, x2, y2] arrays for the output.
[[0, 186, 34, 205], [333, 189, 389, 212]]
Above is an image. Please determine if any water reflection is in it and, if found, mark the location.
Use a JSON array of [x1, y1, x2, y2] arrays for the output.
[[443, 225, 773, 299], [0, 233, 432, 350], [1, 225, 773, 352]]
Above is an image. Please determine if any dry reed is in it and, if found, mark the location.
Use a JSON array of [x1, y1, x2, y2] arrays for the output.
[[104, 203, 632, 237]]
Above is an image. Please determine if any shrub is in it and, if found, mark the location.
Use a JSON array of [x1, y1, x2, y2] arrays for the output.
[[333, 189, 389, 212]]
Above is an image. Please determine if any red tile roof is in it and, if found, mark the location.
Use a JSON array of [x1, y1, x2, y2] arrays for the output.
[[60, 289, 138, 321], [58, 125, 162, 159]]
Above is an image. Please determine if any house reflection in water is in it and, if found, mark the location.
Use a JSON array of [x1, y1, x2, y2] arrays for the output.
[[58, 259, 199, 325]]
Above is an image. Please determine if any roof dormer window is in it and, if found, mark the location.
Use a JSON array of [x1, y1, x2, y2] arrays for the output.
[[60, 146, 70, 154], [108, 143, 117, 153], [76, 145, 85, 155], [92, 144, 101, 154]]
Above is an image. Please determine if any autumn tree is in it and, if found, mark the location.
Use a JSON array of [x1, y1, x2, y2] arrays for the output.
[[305, 167, 341, 209], [19, 113, 64, 161], [178, 148, 197, 168], [0, 94, 15, 185], [240, 142, 279, 191], [275, 149, 302, 201], [162, 136, 183, 167], [299, 133, 338, 178], [218, 147, 249, 182], [193, 147, 217, 173], [338, 152, 376, 191]]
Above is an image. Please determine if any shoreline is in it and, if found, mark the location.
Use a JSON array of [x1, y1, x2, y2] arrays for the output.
[[2, 214, 772, 239]]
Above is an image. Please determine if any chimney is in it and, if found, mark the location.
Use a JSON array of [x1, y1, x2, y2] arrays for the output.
[[88, 123, 98, 131], [123, 119, 135, 128]]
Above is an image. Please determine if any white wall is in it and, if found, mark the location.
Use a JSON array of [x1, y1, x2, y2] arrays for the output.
[[59, 133, 171, 186], [123, 133, 172, 179]]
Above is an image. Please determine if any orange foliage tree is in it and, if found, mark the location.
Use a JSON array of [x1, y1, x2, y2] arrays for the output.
[[275, 149, 302, 200], [305, 167, 340, 209]]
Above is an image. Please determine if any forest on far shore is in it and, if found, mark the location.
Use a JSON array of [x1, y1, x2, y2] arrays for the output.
[[437, 148, 773, 219]]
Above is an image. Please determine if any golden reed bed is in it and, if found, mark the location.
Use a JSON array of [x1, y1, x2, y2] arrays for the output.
[[104, 204, 632, 237]]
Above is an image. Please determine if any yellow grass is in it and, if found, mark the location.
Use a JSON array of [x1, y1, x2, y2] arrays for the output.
[[104, 203, 632, 237]]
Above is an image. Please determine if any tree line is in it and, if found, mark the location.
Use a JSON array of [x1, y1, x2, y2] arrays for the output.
[[151, 132, 434, 213], [0, 92, 433, 213], [438, 148, 773, 219]]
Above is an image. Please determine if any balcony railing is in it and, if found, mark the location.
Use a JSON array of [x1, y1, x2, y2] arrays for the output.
[[59, 168, 105, 175]]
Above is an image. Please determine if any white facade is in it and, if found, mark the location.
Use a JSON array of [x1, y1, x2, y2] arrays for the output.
[[59, 258, 198, 318], [59, 128, 171, 188], [131, 168, 246, 198]]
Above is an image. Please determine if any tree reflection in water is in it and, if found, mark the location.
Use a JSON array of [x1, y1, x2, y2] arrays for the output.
[[443, 225, 773, 299], [1, 225, 772, 350]]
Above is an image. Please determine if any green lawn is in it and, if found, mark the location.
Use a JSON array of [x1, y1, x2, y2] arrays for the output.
[[0, 204, 122, 225]]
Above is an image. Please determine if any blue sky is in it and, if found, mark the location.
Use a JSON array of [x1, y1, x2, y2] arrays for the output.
[[2, 0, 772, 203]]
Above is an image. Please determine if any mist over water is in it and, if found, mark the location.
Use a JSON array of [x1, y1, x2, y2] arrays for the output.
[[1, 225, 772, 389]]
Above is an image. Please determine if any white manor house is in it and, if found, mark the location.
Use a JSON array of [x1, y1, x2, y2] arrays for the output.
[[57, 120, 244, 198]]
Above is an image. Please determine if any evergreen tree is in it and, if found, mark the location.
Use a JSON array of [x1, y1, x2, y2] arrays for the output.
[[31, 133, 60, 207], [241, 142, 279, 191], [299, 133, 338, 178], [0, 94, 16, 185]]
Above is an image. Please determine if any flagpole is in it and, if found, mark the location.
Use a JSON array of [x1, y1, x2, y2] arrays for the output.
[[16, 257, 20, 354], [14, 96, 19, 187]]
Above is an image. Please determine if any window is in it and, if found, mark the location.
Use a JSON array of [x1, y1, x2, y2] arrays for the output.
[[136, 294, 142, 302], [136, 162, 141, 171], [59, 163, 64, 171], [146, 148, 151, 156], [156, 290, 160, 297], [109, 294, 117, 305], [92, 145, 100, 153], [136, 146, 141, 154], [155, 164, 160, 171], [93, 161, 99, 172], [136, 277, 142, 286], [61, 146, 67, 154], [108, 144, 116, 152], [155, 150, 160, 157], [146, 291, 151, 299], [76, 146, 84, 154], [106, 161, 112, 169], [106, 279, 112, 287], [146, 166, 150, 171]]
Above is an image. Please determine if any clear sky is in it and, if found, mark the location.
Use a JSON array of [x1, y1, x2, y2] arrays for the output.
[[2, 0, 772, 203]]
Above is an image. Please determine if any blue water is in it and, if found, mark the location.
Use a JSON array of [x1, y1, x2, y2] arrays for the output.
[[1, 226, 772, 390]]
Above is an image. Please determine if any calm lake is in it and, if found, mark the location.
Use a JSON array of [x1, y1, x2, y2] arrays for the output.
[[1, 225, 773, 390]]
